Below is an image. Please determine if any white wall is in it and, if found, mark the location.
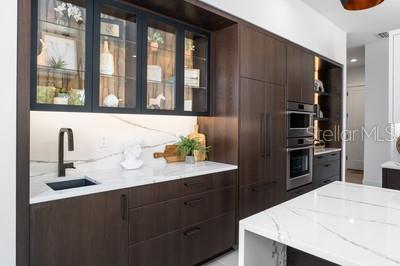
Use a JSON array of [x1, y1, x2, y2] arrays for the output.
[[364, 40, 392, 187], [202, 0, 347, 64], [347, 66, 365, 87], [0, 1, 17, 265]]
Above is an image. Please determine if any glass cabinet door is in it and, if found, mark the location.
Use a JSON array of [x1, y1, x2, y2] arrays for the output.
[[95, 5, 138, 110], [34, 0, 88, 108], [184, 31, 209, 113], [145, 20, 177, 111]]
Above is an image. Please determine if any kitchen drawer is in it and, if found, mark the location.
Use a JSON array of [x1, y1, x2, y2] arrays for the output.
[[314, 151, 341, 165], [211, 170, 236, 189], [286, 183, 313, 200], [181, 187, 235, 227], [129, 199, 181, 244], [130, 231, 182, 266], [181, 175, 213, 196], [383, 168, 400, 190], [182, 212, 235, 266], [129, 179, 182, 208], [239, 181, 278, 219], [314, 159, 340, 182], [313, 175, 340, 189]]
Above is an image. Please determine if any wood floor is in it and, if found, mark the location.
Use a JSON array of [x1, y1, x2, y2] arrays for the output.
[[346, 169, 364, 184]]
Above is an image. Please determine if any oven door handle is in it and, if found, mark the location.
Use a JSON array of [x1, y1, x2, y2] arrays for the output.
[[287, 111, 315, 115], [260, 113, 266, 157], [286, 145, 314, 152]]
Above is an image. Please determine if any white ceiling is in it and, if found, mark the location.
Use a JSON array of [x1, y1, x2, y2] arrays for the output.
[[301, 0, 400, 48]]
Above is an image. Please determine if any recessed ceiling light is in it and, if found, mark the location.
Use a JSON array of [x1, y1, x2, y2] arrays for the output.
[[350, 58, 358, 63]]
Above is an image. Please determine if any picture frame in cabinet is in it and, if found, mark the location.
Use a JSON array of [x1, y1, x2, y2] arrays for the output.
[[101, 17, 123, 38]]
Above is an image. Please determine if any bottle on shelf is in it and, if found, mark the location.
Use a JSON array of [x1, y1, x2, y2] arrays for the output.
[[100, 40, 114, 75]]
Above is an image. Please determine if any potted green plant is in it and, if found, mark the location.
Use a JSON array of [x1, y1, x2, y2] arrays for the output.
[[53, 86, 70, 105], [148, 31, 164, 52], [176, 136, 208, 164]]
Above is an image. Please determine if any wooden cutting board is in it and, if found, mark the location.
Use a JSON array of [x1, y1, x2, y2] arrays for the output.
[[153, 145, 184, 163]]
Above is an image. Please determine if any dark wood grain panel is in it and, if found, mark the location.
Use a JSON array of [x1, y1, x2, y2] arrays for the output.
[[181, 175, 213, 196], [212, 170, 236, 189], [383, 168, 400, 190], [301, 51, 315, 104], [265, 36, 286, 86], [181, 187, 235, 227], [130, 231, 182, 266], [286, 184, 314, 200], [198, 25, 239, 165], [129, 198, 181, 244], [182, 212, 235, 266], [17, 0, 31, 264], [287, 45, 303, 103], [239, 78, 266, 186], [129, 179, 182, 208], [239, 25, 265, 81], [30, 190, 129, 266]]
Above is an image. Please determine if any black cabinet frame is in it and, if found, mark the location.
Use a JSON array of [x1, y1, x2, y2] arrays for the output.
[[30, 0, 211, 116]]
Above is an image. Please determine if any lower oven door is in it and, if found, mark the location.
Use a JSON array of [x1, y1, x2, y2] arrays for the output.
[[287, 146, 313, 191]]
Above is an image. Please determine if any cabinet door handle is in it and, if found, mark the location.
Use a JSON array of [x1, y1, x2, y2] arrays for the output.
[[324, 164, 331, 168], [184, 198, 203, 206], [183, 227, 201, 237], [121, 194, 128, 220], [184, 180, 204, 187], [317, 156, 324, 159], [265, 112, 272, 157], [260, 113, 266, 157]]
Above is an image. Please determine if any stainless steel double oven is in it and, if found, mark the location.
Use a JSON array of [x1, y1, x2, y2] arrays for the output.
[[286, 102, 314, 191]]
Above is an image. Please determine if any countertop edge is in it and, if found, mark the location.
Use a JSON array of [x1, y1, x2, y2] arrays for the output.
[[30, 163, 238, 205]]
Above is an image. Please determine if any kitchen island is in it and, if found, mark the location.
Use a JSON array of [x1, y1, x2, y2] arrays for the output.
[[239, 181, 400, 266]]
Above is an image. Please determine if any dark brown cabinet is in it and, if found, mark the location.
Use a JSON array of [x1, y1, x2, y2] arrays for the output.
[[383, 168, 400, 190], [239, 25, 265, 81], [239, 78, 267, 186], [313, 151, 341, 190], [129, 171, 237, 266], [287, 45, 314, 104], [265, 36, 286, 85], [30, 189, 129, 266], [238, 78, 285, 218]]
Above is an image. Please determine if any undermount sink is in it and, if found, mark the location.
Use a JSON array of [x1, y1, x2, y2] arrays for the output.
[[46, 177, 99, 191]]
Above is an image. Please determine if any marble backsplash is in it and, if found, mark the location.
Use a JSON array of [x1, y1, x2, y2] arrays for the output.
[[30, 111, 197, 178]]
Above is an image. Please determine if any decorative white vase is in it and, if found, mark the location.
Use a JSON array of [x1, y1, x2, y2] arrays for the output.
[[100, 40, 114, 75]]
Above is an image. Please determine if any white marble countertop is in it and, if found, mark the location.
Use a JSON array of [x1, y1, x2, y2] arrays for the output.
[[240, 182, 400, 266], [314, 147, 342, 155], [382, 161, 400, 170], [30, 161, 237, 205]]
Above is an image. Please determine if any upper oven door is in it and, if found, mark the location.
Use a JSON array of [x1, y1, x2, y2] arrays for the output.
[[287, 111, 313, 137]]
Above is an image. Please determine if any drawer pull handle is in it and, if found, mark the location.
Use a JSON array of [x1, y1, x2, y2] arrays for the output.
[[120, 194, 127, 220], [184, 198, 203, 206], [184, 227, 201, 237], [184, 181, 204, 187], [323, 179, 333, 184], [331, 153, 337, 156], [324, 164, 331, 167], [317, 156, 324, 159]]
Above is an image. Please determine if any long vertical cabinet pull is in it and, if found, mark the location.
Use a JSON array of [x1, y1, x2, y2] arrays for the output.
[[260, 113, 266, 157], [265, 113, 272, 157], [120, 194, 128, 220]]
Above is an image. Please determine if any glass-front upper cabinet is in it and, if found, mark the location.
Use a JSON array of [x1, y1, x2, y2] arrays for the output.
[[93, 3, 139, 112], [184, 30, 209, 114], [144, 19, 177, 112], [33, 0, 90, 111]]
